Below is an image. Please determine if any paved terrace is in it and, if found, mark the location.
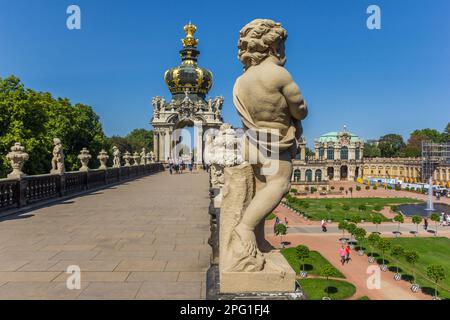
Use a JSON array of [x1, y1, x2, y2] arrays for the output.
[[0, 171, 211, 300]]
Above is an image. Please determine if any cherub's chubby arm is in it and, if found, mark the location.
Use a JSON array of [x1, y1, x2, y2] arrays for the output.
[[279, 68, 308, 121]]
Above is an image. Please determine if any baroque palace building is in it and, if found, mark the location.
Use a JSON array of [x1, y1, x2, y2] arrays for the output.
[[291, 127, 450, 189], [362, 158, 449, 186], [292, 127, 364, 189]]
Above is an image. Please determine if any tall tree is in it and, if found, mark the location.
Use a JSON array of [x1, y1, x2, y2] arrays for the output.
[[378, 134, 405, 157], [405, 128, 443, 157], [125, 129, 154, 151], [0, 76, 107, 177], [363, 142, 381, 158]]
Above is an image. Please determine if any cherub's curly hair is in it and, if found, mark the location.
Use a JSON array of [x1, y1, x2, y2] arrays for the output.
[[238, 19, 287, 70]]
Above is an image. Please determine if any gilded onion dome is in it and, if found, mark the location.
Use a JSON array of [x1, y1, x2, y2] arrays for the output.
[[164, 23, 213, 101]]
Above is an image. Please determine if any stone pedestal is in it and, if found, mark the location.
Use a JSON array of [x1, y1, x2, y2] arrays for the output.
[[219, 163, 297, 294], [220, 252, 296, 293]]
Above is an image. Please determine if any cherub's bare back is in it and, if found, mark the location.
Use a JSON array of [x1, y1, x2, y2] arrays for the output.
[[236, 63, 292, 132]]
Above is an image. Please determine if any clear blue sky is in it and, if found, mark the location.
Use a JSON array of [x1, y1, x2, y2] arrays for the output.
[[1, 0, 449, 146]]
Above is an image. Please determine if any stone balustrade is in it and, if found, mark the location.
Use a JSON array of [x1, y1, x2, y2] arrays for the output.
[[0, 141, 163, 215]]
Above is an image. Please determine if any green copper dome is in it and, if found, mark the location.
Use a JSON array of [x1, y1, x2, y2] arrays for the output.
[[318, 128, 362, 143]]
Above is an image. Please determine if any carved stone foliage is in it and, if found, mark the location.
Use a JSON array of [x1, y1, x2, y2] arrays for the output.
[[219, 163, 265, 273], [123, 151, 132, 167], [78, 148, 91, 172], [6, 142, 29, 179], [97, 149, 109, 170]]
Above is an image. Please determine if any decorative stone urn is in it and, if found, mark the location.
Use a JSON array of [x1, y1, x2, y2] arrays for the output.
[[6, 142, 29, 179], [78, 148, 92, 172], [97, 149, 109, 170], [123, 151, 132, 167], [145, 152, 152, 164], [150, 151, 156, 163], [132, 152, 140, 166]]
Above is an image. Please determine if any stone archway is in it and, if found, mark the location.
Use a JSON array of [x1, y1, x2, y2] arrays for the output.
[[150, 23, 224, 164], [293, 169, 301, 182], [327, 167, 334, 180]]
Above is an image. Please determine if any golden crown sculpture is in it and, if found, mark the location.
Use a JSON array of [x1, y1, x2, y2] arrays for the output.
[[182, 22, 199, 48]]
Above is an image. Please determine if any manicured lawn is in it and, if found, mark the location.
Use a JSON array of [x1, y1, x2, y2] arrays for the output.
[[370, 237, 450, 299], [298, 279, 356, 300], [281, 248, 345, 278], [284, 196, 421, 223], [265, 212, 277, 220]]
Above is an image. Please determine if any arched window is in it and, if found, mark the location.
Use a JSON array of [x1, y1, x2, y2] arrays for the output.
[[341, 146, 349, 160], [315, 170, 322, 182], [327, 167, 334, 179], [306, 170, 313, 182], [327, 147, 334, 160], [319, 147, 324, 159], [294, 169, 301, 182], [355, 148, 360, 160]]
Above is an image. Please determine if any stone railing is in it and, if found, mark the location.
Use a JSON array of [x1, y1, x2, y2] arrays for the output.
[[0, 163, 164, 215]]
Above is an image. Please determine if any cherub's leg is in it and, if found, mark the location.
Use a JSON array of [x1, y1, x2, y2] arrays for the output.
[[234, 153, 292, 243]]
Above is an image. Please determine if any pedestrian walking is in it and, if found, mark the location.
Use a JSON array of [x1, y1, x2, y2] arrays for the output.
[[284, 217, 289, 228], [168, 157, 174, 175], [274, 217, 280, 233], [345, 245, 351, 264], [424, 217, 428, 231], [321, 219, 327, 232], [339, 246, 346, 266]]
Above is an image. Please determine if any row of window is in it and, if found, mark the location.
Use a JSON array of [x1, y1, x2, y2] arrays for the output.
[[318, 146, 361, 160], [293, 169, 322, 182]]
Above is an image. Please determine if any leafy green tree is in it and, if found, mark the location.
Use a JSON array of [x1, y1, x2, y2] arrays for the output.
[[367, 233, 380, 258], [412, 215, 423, 235], [0, 76, 107, 176], [391, 245, 404, 274], [372, 215, 382, 233], [354, 228, 367, 251], [363, 142, 381, 158], [430, 213, 440, 236], [320, 265, 336, 299], [346, 223, 357, 242], [338, 221, 348, 238], [394, 214, 404, 233], [377, 238, 391, 266], [295, 245, 310, 274], [405, 250, 420, 283], [378, 134, 405, 157], [443, 122, 450, 142], [350, 215, 361, 226], [125, 128, 154, 151], [106, 136, 132, 154], [275, 223, 287, 247], [426, 265, 446, 299]]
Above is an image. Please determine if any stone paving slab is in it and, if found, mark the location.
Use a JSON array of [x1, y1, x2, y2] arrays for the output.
[[0, 171, 211, 300]]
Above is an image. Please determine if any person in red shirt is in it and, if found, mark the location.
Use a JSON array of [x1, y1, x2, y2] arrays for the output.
[[345, 245, 351, 264]]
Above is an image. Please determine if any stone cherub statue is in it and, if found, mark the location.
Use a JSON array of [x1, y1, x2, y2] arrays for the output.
[[50, 138, 65, 174], [140, 148, 147, 165], [112, 146, 121, 168], [221, 19, 308, 276]]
